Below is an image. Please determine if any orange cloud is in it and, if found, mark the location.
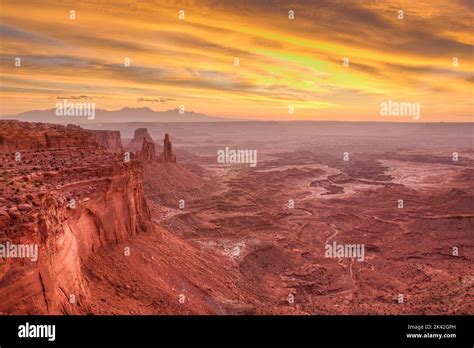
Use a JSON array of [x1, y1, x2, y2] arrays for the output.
[[0, 0, 472, 121]]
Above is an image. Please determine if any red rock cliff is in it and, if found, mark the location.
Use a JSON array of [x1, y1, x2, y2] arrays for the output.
[[0, 121, 98, 152], [137, 138, 156, 162], [0, 121, 152, 314], [87, 130, 123, 153]]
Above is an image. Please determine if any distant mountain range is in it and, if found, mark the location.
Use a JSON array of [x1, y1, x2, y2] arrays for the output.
[[1, 107, 240, 123]]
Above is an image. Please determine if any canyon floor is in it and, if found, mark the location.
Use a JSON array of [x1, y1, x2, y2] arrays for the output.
[[93, 122, 474, 314], [1, 121, 473, 314]]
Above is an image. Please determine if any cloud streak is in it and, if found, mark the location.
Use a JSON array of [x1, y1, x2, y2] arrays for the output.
[[0, 0, 472, 121]]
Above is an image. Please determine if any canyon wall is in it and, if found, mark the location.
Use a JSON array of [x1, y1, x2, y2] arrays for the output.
[[0, 122, 98, 152], [0, 121, 152, 314], [87, 130, 124, 153]]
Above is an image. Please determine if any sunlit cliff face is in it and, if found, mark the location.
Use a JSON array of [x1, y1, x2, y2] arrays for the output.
[[0, 0, 472, 121]]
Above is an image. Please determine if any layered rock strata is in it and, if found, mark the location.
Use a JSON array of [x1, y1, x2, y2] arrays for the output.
[[0, 121, 151, 314]]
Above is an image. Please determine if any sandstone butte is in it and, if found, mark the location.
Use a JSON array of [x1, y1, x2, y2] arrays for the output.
[[0, 121, 247, 315], [125, 128, 155, 153], [137, 133, 177, 163]]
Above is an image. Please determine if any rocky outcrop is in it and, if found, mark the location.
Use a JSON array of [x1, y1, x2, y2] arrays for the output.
[[137, 138, 156, 162], [0, 121, 263, 316], [87, 130, 123, 153], [126, 128, 155, 153], [0, 121, 98, 152], [158, 134, 176, 163], [0, 121, 152, 314]]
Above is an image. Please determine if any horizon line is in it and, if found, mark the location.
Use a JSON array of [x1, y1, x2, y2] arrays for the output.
[[1, 106, 472, 124]]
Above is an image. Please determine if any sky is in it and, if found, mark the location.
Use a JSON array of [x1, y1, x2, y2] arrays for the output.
[[0, 0, 472, 121]]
